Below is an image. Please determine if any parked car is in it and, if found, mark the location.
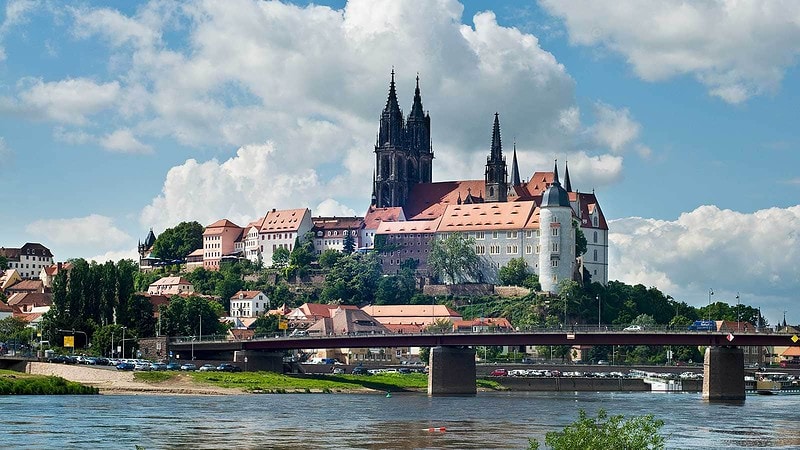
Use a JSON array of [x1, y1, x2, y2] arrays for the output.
[[166, 362, 181, 371], [688, 320, 717, 331], [198, 364, 216, 372], [150, 362, 168, 371], [47, 355, 70, 364], [332, 367, 345, 374], [216, 363, 242, 372], [134, 361, 152, 371], [352, 366, 371, 375], [490, 368, 508, 377], [180, 363, 197, 371], [623, 325, 643, 332], [116, 362, 135, 371]]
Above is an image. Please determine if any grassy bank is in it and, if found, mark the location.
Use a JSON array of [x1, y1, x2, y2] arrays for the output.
[[134, 371, 503, 393], [0, 370, 99, 395]]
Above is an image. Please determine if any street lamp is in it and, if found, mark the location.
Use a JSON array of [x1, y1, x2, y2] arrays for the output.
[[58, 329, 88, 352], [597, 295, 601, 330], [121, 326, 127, 359], [736, 293, 740, 332], [707, 289, 714, 321]]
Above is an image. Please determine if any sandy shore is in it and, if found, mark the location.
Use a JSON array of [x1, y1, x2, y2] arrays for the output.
[[26, 362, 245, 395]]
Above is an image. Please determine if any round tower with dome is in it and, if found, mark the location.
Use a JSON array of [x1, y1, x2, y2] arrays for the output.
[[538, 162, 576, 293]]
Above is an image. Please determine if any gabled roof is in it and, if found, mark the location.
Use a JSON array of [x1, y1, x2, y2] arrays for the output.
[[363, 206, 405, 230], [187, 248, 204, 257], [203, 219, 242, 235], [575, 192, 609, 230], [260, 208, 310, 233], [312, 216, 365, 231], [405, 180, 486, 220], [525, 172, 555, 196], [360, 304, 462, 325], [230, 290, 266, 300], [0, 302, 13, 313], [42, 262, 73, 276], [437, 201, 537, 232], [7, 292, 52, 307], [289, 303, 359, 321], [376, 217, 440, 234], [150, 276, 191, 287], [782, 347, 800, 357], [7, 279, 44, 292], [306, 307, 391, 335]]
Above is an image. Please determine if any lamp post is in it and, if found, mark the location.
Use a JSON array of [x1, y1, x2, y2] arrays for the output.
[[736, 293, 740, 332], [121, 326, 127, 359], [199, 314, 202, 343], [597, 295, 601, 330], [707, 289, 714, 321], [563, 293, 568, 329]]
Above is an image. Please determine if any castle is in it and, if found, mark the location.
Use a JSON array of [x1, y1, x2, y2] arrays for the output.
[[367, 71, 608, 292]]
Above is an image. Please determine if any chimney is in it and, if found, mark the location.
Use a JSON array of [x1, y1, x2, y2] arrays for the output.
[[57, 262, 62, 272]]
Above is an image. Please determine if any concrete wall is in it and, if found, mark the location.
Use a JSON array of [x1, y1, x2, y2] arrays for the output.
[[423, 284, 494, 297], [703, 346, 745, 401], [494, 286, 531, 298], [428, 346, 476, 396]]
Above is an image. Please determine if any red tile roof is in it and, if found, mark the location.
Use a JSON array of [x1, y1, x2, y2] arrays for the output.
[[260, 208, 309, 233], [376, 217, 441, 234], [405, 180, 486, 220], [437, 201, 538, 232], [312, 217, 365, 231], [363, 206, 405, 230], [205, 219, 241, 229], [6, 279, 44, 292], [230, 290, 265, 300]]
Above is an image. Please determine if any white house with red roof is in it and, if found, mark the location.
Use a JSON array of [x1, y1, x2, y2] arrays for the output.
[[361, 206, 405, 250], [311, 216, 364, 255], [0, 243, 54, 279], [229, 290, 270, 318], [147, 276, 194, 296], [258, 208, 312, 267], [376, 217, 440, 275], [202, 219, 243, 270]]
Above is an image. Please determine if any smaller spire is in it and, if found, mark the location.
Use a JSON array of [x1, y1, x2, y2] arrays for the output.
[[564, 159, 572, 192], [552, 159, 561, 186], [491, 113, 502, 158], [510, 140, 521, 186]]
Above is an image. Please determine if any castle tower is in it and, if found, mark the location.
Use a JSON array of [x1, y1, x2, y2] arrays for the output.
[[405, 75, 433, 184], [374, 70, 408, 207], [484, 113, 508, 202], [538, 161, 575, 293], [510, 141, 521, 186]]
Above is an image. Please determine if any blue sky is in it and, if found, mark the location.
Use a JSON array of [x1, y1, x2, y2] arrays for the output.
[[1, 0, 798, 323]]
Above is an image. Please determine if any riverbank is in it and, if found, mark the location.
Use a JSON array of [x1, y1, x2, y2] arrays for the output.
[[26, 363, 503, 395], [0, 369, 98, 395]]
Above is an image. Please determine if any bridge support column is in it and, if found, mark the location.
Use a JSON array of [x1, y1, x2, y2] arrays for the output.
[[234, 351, 283, 373], [428, 346, 476, 396], [703, 346, 744, 401]]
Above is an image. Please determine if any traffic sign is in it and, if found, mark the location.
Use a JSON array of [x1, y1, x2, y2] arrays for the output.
[[63, 336, 74, 348]]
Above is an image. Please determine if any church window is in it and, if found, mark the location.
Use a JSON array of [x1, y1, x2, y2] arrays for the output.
[[489, 187, 494, 197], [593, 231, 598, 243], [594, 249, 598, 261], [593, 216, 598, 227]]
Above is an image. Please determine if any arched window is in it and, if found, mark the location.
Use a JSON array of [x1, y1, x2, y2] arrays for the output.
[[593, 249, 598, 261], [593, 231, 598, 243]]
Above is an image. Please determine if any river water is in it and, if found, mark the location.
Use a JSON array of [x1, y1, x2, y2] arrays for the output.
[[1, 392, 798, 449]]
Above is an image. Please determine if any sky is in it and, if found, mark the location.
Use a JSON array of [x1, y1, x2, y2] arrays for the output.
[[1, 0, 798, 324]]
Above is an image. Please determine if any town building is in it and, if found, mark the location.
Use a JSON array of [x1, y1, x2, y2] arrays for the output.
[[229, 290, 270, 318], [137, 228, 158, 271], [367, 72, 608, 292], [376, 217, 440, 275], [360, 304, 462, 332], [253, 208, 312, 267], [39, 262, 72, 288], [147, 276, 194, 296], [0, 243, 54, 279], [361, 206, 405, 250], [311, 216, 364, 255], [202, 219, 243, 270]]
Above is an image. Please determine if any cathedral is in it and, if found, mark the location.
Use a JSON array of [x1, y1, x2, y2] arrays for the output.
[[368, 71, 609, 292]]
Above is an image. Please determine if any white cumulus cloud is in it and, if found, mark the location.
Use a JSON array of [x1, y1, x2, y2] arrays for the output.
[[13, 78, 120, 125], [26, 214, 131, 247], [609, 205, 800, 318], [99, 129, 153, 154], [541, 0, 800, 103], [591, 102, 641, 153]]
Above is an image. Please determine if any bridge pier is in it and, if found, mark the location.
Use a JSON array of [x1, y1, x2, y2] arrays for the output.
[[703, 346, 745, 401], [428, 346, 476, 396], [233, 351, 283, 372]]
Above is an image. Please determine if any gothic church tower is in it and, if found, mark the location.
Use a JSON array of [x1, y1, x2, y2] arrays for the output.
[[484, 113, 508, 202]]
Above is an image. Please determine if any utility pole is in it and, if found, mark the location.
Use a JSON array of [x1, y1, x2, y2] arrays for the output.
[[707, 288, 714, 321], [597, 295, 601, 330], [736, 293, 740, 332]]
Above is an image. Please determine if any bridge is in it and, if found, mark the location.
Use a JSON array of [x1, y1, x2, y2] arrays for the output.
[[169, 329, 799, 400]]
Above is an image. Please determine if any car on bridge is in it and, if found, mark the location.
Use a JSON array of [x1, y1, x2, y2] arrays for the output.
[[688, 320, 717, 331], [490, 368, 508, 377]]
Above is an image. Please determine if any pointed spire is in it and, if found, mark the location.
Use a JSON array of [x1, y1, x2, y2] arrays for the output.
[[491, 113, 502, 158], [510, 140, 521, 186], [384, 68, 401, 115], [564, 160, 572, 192], [553, 159, 561, 186], [409, 73, 424, 119], [378, 69, 404, 148]]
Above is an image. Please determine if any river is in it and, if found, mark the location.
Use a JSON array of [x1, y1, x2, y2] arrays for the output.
[[1, 392, 798, 449]]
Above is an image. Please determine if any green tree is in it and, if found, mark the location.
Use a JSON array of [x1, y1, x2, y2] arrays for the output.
[[574, 220, 588, 257], [0, 316, 29, 342], [343, 230, 356, 254], [151, 221, 204, 261], [0, 255, 8, 270], [428, 233, 481, 284], [92, 324, 126, 358], [159, 295, 225, 337], [318, 249, 343, 269], [253, 314, 280, 335], [499, 257, 530, 286], [425, 318, 453, 333], [184, 267, 225, 295], [320, 253, 382, 304], [126, 294, 157, 338], [272, 247, 290, 269], [530, 409, 665, 450]]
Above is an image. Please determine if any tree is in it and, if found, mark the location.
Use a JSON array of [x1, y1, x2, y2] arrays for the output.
[[126, 294, 157, 338], [320, 253, 382, 304], [151, 221, 204, 262], [159, 295, 225, 337], [425, 318, 453, 333], [272, 247, 290, 269], [318, 249, 343, 269], [574, 220, 588, 257], [499, 258, 530, 286], [0, 255, 7, 270], [343, 230, 356, 254], [428, 233, 481, 284], [253, 314, 280, 335], [530, 409, 665, 450]]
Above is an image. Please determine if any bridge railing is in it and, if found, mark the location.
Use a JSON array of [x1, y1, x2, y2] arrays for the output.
[[167, 325, 783, 345]]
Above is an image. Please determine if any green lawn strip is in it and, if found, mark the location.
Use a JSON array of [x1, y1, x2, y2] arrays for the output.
[[191, 371, 431, 393], [0, 369, 98, 395]]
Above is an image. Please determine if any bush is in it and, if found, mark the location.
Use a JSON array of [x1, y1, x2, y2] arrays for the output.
[[529, 409, 665, 450]]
